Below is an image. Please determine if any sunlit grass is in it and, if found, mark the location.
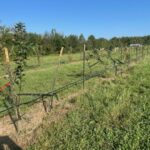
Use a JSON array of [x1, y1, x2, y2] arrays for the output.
[[28, 56, 150, 150]]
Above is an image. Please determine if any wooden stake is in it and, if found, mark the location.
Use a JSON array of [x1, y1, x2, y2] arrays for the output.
[[3, 47, 10, 64]]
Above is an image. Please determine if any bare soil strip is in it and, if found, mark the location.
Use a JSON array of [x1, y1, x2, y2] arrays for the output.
[[0, 90, 86, 148]]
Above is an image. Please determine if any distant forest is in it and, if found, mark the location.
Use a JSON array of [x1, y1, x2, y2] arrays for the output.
[[1, 22, 150, 56]]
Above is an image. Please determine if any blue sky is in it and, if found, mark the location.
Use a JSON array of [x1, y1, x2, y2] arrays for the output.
[[0, 0, 150, 38]]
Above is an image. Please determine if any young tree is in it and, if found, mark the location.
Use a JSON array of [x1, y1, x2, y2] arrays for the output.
[[13, 22, 27, 86], [11, 22, 28, 121]]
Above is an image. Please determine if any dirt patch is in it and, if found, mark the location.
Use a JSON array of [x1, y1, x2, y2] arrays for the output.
[[0, 90, 86, 149]]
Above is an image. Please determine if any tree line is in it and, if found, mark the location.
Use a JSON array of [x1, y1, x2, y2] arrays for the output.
[[1, 22, 150, 57]]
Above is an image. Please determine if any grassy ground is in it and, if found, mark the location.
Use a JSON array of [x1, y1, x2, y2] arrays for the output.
[[0, 48, 148, 113], [0, 53, 83, 110], [27, 56, 150, 150], [0, 50, 112, 111]]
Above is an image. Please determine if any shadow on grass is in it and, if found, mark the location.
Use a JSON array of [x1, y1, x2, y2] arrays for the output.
[[0, 136, 22, 150]]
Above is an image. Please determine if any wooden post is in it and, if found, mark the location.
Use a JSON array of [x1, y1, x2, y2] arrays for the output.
[[60, 47, 64, 57], [3, 47, 10, 64]]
